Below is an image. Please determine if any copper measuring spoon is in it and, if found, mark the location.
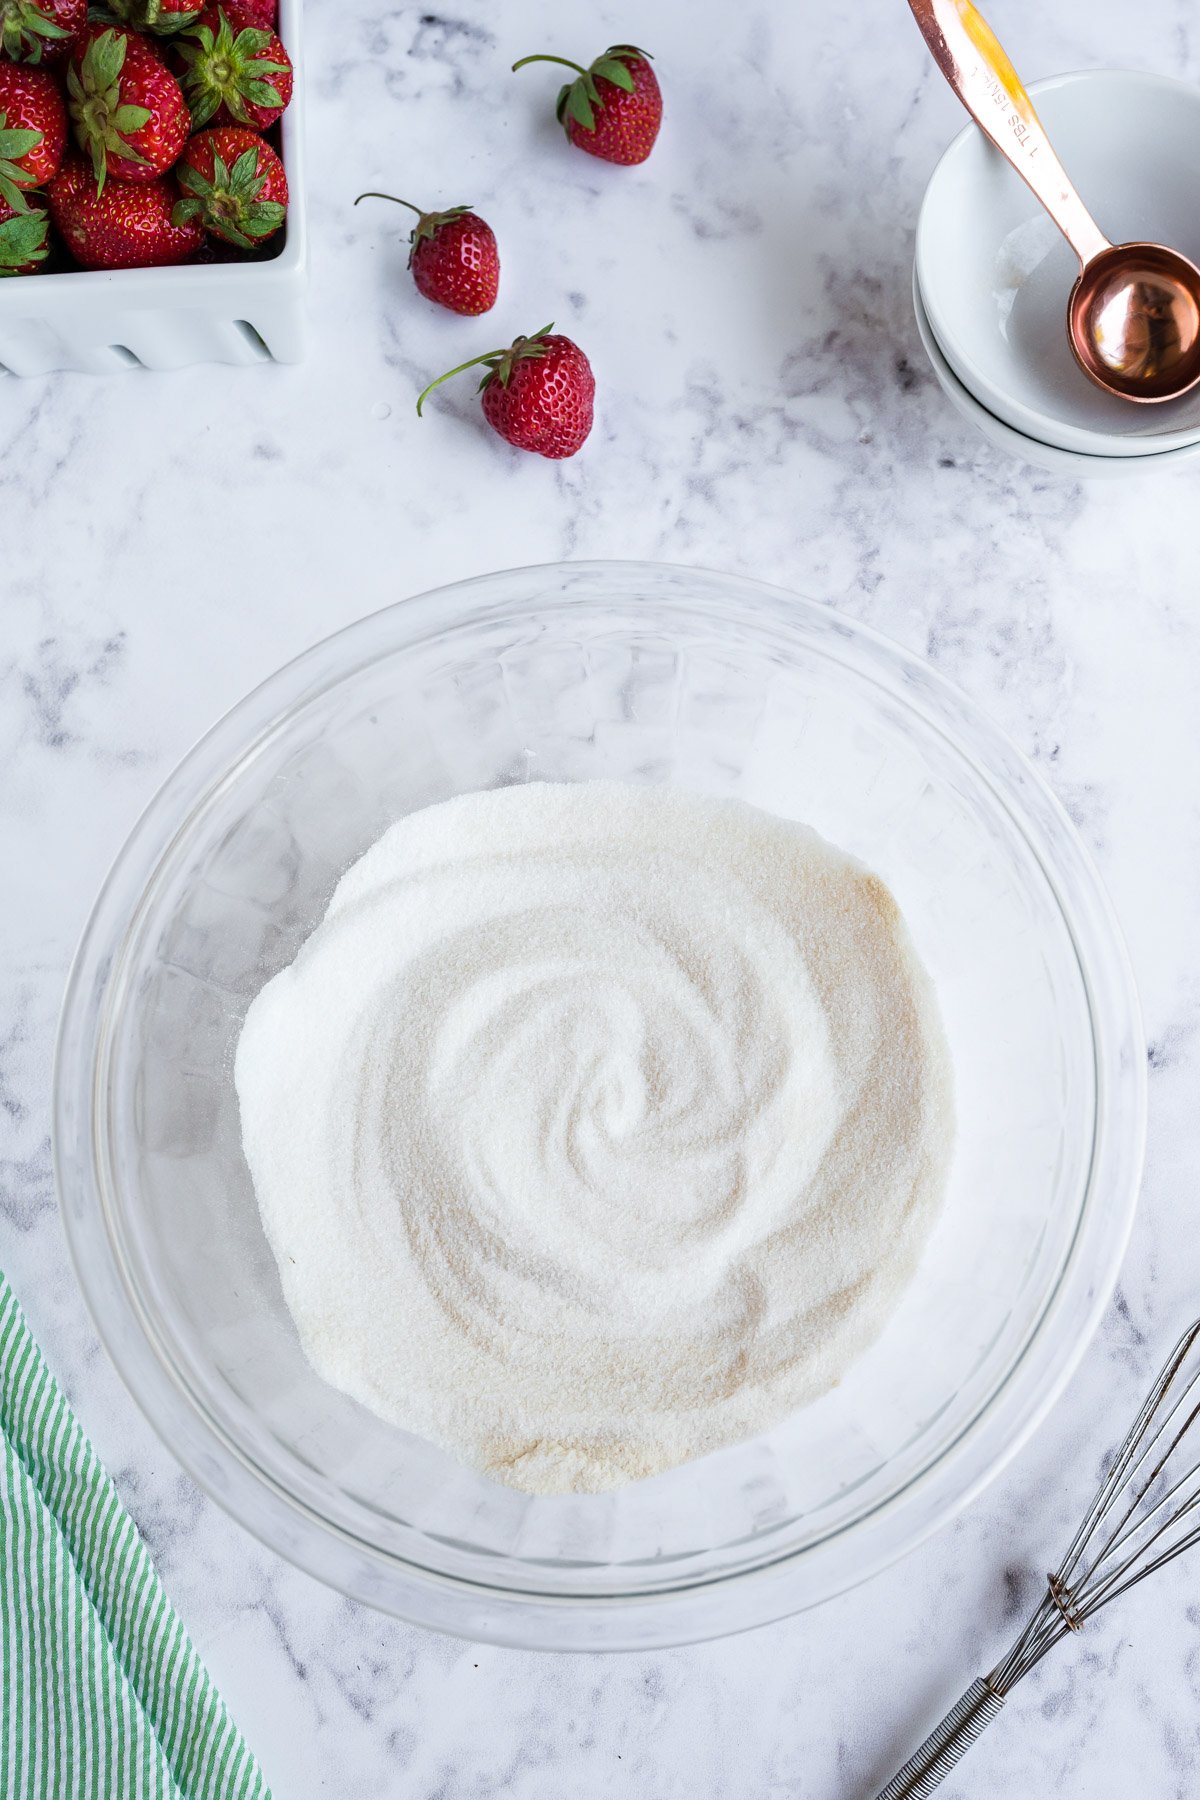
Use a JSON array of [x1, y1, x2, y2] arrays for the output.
[[908, 0, 1200, 402]]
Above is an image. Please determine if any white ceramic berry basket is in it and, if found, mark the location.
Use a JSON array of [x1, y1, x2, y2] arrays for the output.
[[0, 0, 305, 376]]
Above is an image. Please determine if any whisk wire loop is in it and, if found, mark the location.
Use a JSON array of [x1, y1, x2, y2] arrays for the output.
[[873, 1317, 1200, 1798]]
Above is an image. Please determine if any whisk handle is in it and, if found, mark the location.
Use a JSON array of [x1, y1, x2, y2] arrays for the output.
[[873, 1677, 1006, 1799]]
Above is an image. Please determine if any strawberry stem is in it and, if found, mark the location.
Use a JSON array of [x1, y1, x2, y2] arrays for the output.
[[512, 53, 587, 75], [417, 350, 503, 417], [354, 192, 424, 214], [417, 324, 555, 416]]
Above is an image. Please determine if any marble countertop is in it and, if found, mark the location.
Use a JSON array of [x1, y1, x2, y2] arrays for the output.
[[5, 0, 1200, 1794]]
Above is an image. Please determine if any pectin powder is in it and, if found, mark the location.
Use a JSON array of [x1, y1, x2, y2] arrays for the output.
[[235, 782, 954, 1494]]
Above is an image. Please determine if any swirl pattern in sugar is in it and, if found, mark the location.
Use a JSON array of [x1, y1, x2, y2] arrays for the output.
[[235, 781, 954, 1494]]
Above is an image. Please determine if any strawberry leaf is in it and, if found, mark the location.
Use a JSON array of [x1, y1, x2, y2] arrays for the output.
[[0, 127, 44, 160], [83, 27, 128, 93], [187, 88, 220, 127], [563, 81, 594, 132], [0, 206, 49, 270], [151, 6, 203, 32], [174, 30, 211, 61], [243, 78, 285, 106], [592, 58, 635, 90], [112, 104, 151, 131], [242, 199, 283, 234], [175, 158, 208, 196], [229, 146, 260, 187], [0, 115, 40, 213], [86, 139, 105, 184], [0, 175, 29, 212]]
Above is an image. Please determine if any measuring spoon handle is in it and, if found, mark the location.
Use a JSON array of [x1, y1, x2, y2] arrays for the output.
[[907, 0, 1110, 268]]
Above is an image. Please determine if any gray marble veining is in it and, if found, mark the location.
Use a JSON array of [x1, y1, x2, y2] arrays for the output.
[[4, 0, 1200, 1794]]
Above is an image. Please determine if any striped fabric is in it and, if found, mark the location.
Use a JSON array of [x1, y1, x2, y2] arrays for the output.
[[0, 1270, 270, 1800]]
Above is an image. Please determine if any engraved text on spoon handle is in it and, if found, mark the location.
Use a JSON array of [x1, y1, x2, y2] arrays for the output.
[[908, 0, 1110, 268]]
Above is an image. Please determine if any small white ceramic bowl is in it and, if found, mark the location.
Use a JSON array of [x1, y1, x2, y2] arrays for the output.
[[913, 268, 1200, 477], [917, 69, 1200, 456]]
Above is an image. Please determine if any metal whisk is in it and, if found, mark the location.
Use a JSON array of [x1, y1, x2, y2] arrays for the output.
[[875, 1317, 1200, 1798]]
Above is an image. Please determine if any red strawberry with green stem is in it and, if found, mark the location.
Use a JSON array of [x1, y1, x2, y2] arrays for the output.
[[0, 0, 87, 67], [417, 325, 594, 459], [0, 64, 65, 212], [0, 191, 49, 271], [68, 25, 190, 191], [173, 124, 286, 247], [354, 192, 498, 316], [106, 0, 204, 36], [175, 7, 291, 131], [512, 44, 660, 165], [49, 149, 203, 266]]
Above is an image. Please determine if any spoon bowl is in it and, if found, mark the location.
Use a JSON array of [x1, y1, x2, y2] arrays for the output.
[[1069, 242, 1200, 401]]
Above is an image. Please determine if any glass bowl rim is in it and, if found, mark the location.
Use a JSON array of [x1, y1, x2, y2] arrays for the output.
[[52, 559, 1146, 1650]]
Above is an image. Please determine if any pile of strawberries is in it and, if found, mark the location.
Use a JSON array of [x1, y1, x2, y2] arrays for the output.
[[0, 0, 292, 275]]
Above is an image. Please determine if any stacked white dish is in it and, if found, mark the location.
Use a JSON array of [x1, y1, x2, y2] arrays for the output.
[[915, 69, 1200, 476]]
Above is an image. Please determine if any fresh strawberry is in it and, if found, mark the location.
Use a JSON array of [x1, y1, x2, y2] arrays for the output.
[[175, 6, 291, 131], [220, 0, 275, 27], [0, 191, 49, 271], [0, 0, 86, 67], [0, 64, 66, 212], [49, 149, 203, 266], [67, 25, 190, 192], [354, 192, 498, 316], [513, 45, 660, 165], [174, 124, 286, 247], [106, 0, 204, 36], [418, 324, 594, 459]]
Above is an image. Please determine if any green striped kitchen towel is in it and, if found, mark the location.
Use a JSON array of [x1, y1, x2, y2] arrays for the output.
[[0, 1268, 270, 1800]]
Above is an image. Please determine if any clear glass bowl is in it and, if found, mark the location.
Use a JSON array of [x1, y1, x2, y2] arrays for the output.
[[54, 562, 1145, 1650]]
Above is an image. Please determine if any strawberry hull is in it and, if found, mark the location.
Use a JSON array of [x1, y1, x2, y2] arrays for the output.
[[67, 25, 191, 188], [0, 0, 304, 370], [176, 8, 293, 132]]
